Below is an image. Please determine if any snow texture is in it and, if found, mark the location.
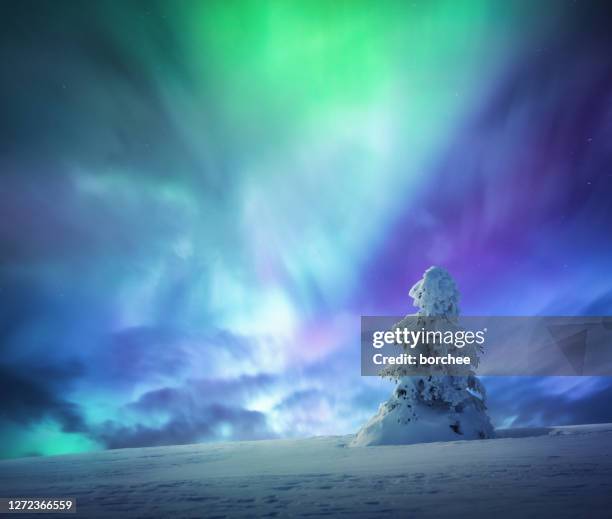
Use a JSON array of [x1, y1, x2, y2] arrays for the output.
[[1, 424, 611, 518], [409, 266, 460, 317], [353, 266, 494, 446]]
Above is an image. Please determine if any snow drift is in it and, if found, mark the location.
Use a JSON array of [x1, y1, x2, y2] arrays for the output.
[[1, 424, 611, 518]]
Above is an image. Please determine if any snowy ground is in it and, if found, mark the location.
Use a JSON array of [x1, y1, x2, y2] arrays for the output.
[[1, 424, 612, 518]]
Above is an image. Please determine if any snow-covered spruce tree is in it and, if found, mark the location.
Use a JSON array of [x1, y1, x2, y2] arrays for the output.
[[352, 266, 494, 446]]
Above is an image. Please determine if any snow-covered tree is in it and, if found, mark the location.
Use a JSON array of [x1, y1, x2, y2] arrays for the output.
[[352, 266, 494, 446]]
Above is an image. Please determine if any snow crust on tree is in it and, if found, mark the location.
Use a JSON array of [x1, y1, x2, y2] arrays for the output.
[[352, 266, 495, 446], [409, 266, 460, 317]]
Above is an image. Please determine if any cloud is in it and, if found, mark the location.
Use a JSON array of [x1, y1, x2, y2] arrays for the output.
[[129, 374, 276, 413], [90, 327, 263, 390], [95, 326, 190, 383], [486, 377, 612, 428], [270, 389, 336, 436], [96, 404, 273, 449], [88, 374, 278, 449], [0, 364, 86, 433]]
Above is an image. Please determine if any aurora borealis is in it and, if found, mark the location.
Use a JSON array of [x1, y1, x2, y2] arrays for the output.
[[2, 0, 612, 459]]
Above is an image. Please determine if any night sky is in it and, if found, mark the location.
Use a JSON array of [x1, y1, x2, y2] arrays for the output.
[[2, 0, 612, 459]]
